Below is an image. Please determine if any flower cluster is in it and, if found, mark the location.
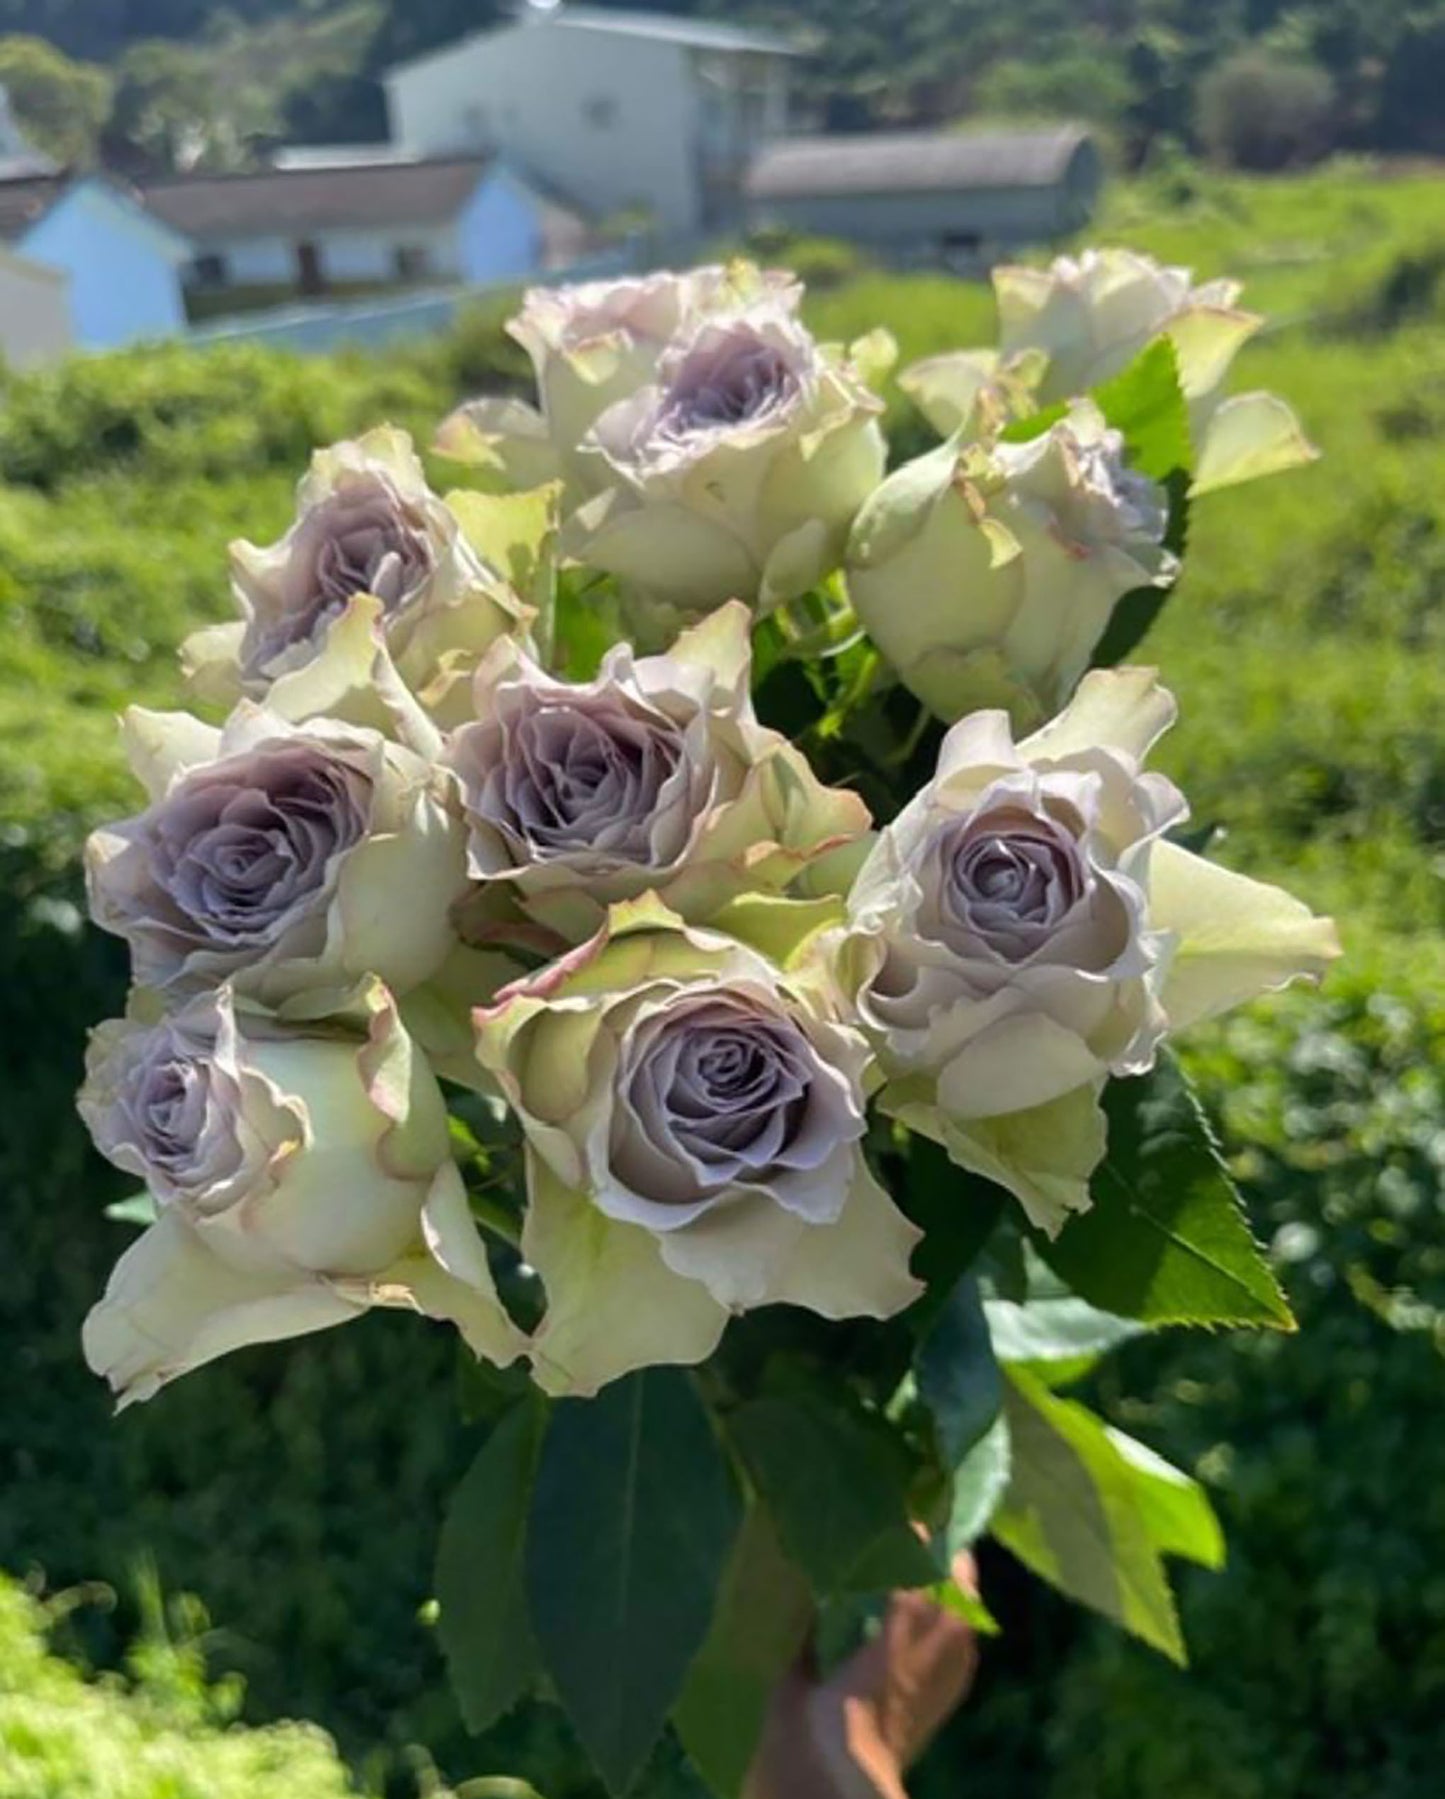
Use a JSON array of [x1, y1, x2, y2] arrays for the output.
[[79, 252, 1337, 1414]]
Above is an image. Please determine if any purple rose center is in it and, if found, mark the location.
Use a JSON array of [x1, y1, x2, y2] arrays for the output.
[[110, 1020, 246, 1199], [255, 473, 436, 670], [933, 805, 1089, 962], [655, 326, 800, 444], [151, 744, 371, 947], [470, 692, 687, 867], [612, 997, 820, 1206]]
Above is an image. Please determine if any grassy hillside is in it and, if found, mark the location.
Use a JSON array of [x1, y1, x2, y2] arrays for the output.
[[2, 161, 1443, 1797]]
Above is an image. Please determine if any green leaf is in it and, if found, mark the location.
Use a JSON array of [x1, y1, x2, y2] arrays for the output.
[[672, 1506, 812, 1799], [435, 1397, 546, 1736], [730, 1395, 938, 1598], [1035, 1055, 1294, 1330], [1089, 338, 1192, 667], [985, 1294, 1143, 1387], [526, 1370, 742, 1796], [944, 1415, 1012, 1555], [999, 398, 1070, 444], [991, 1368, 1221, 1664], [104, 1192, 157, 1227], [901, 1134, 1008, 1329], [550, 569, 625, 683], [1094, 337, 1193, 482], [916, 1276, 1002, 1468]]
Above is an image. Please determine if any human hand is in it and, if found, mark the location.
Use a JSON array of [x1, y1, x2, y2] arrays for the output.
[[745, 1553, 981, 1799]]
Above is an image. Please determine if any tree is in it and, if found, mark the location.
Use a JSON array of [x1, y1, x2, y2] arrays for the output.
[[0, 33, 109, 166], [1196, 49, 1335, 169]]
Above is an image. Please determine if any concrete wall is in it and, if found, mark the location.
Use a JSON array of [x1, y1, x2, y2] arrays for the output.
[[386, 23, 703, 235], [0, 251, 72, 367], [21, 183, 186, 349]]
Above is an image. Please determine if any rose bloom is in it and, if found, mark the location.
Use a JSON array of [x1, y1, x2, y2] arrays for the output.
[[80, 982, 520, 1406], [434, 263, 803, 498], [571, 296, 887, 640], [474, 896, 921, 1397], [181, 428, 528, 720], [839, 668, 1340, 1231], [901, 248, 1316, 498], [848, 402, 1178, 727], [446, 601, 869, 945], [87, 703, 467, 1008]]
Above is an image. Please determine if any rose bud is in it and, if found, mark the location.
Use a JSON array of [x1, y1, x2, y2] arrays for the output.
[[435, 263, 803, 499], [86, 704, 468, 1008], [181, 427, 529, 721], [839, 667, 1340, 1232], [572, 295, 886, 641], [445, 601, 870, 945], [474, 896, 921, 1397], [80, 982, 521, 1406], [901, 248, 1316, 497], [848, 402, 1178, 727]]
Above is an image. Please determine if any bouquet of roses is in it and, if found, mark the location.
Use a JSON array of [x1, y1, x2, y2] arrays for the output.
[[79, 249, 1339, 1795]]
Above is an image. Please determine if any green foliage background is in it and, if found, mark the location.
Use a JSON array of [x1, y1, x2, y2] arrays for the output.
[[2, 164, 1445, 1795]]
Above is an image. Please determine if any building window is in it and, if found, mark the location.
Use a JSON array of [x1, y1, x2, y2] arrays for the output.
[[583, 95, 618, 130], [393, 244, 431, 283], [190, 252, 228, 288]]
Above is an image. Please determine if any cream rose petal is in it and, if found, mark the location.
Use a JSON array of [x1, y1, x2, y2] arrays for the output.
[[1148, 838, 1342, 1030], [83, 1208, 364, 1409], [522, 1154, 728, 1399]]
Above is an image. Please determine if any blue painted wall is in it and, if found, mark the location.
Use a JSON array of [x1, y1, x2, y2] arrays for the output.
[[22, 182, 186, 350], [456, 168, 543, 285]]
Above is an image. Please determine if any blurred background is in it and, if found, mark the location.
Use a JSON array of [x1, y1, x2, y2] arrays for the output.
[[2, 3, 1444, 1795]]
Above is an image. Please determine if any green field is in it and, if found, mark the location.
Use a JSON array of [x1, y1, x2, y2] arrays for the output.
[[2, 161, 1444, 1797]]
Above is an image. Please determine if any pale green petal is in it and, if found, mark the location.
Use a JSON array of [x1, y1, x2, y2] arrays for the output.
[[575, 497, 758, 617], [1192, 392, 1320, 497], [759, 516, 832, 609], [889, 1084, 1107, 1238], [178, 621, 246, 708], [1149, 839, 1341, 1031], [523, 1155, 727, 1398], [937, 1012, 1108, 1118], [333, 794, 466, 999], [120, 708, 223, 800], [445, 483, 560, 616], [351, 1161, 526, 1369], [433, 396, 561, 488], [264, 595, 443, 758], [661, 1162, 921, 1319], [1164, 304, 1260, 400], [899, 349, 1000, 436], [1021, 666, 1176, 766], [83, 1209, 362, 1409], [705, 893, 845, 968]]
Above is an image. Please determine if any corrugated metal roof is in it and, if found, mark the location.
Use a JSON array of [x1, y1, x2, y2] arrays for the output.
[[747, 127, 1094, 201], [142, 156, 495, 239], [385, 5, 796, 78]]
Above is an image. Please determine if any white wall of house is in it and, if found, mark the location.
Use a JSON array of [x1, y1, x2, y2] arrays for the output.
[[199, 220, 464, 288], [186, 168, 548, 291], [0, 247, 71, 367], [385, 21, 787, 237]]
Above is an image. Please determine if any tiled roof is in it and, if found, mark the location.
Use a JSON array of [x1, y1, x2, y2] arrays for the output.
[[142, 156, 495, 239], [747, 127, 1096, 201]]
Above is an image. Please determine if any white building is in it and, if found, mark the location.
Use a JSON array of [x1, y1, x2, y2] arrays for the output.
[[383, 3, 798, 242], [0, 241, 71, 367]]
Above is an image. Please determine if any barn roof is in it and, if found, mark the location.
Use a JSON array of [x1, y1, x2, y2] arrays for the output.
[[142, 155, 496, 239], [747, 127, 1095, 201]]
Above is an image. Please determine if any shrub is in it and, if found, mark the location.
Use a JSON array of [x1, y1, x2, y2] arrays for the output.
[[1196, 53, 1335, 171]]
